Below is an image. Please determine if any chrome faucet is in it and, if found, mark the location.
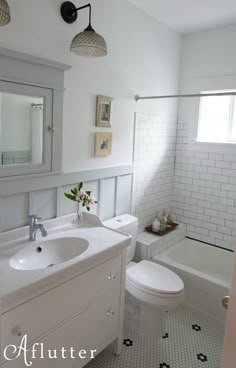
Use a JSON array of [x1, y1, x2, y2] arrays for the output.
[[29, 215, 48, 241]]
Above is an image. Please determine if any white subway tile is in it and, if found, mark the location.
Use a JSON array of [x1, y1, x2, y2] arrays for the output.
[[201, 159, 215, 167], [211, 217, 222, 226], [208, 167, 222, 175], [217, 225, 232, 235], [223, 169, 236, 177], [203, 222, 217, 231], [196, 214, 210, 222], [195, 152, 209, 159], [198, 200, 212, 209], [216, 161, 230, 169], [209, 231, 224, 240], [218, 211, 234, 221], [209, 153, 223, 161], [220, 197, 234, 206], [212, 203, 226, 212], [204, 208, 218, 217]]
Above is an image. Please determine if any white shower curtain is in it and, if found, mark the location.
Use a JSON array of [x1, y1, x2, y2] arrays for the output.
[[31, 106, 43, 164]]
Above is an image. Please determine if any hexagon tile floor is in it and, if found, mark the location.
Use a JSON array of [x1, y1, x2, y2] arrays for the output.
[[86, 306, 224, 368]]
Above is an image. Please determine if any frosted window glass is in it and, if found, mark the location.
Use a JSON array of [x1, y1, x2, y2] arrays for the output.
[[197, 93, 236, 144]]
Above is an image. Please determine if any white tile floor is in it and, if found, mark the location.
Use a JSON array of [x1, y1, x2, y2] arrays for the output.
[[86, 306, 224, 368]]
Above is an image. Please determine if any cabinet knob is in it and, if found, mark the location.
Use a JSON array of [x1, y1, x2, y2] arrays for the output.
[[108, 273, 116, 280], [106, 308, 115, 316], [12, 326, 22, 337], [222, 296, 230, 310]]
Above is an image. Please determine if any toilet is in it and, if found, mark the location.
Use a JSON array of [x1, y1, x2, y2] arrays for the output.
[[104, 214, 185, 338]]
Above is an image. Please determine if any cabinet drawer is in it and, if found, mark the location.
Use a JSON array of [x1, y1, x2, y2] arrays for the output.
[[2, 290, 120, 368], [1, 254, 121, 359]]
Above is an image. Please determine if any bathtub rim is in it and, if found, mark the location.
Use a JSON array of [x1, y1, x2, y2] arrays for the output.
[[153, 238, 232, 290]]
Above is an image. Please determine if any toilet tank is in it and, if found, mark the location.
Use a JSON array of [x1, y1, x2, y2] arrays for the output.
[[103, 214, 138, 264]]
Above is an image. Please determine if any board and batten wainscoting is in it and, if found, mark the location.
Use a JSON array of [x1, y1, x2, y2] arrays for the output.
[[0, 165, 133, 233]]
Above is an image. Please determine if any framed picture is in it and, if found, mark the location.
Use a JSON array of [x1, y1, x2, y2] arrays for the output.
[[96, 95, 113, 127], [95, 132, 112, 156]]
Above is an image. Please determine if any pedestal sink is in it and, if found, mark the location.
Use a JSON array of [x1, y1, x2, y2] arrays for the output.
[[9, 237, 89, 271]]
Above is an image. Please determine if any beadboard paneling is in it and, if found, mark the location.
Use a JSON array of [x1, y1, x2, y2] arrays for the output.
[[99, 177, 116, 220], [116, 175, 133, 216], [29, 188, 57, 221], [0, 193, 29, 232], [0, 165, 133, 233]]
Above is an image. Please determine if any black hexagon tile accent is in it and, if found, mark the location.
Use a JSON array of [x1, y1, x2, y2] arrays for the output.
[[160, 363, 170, 368], [123, 338, 133, 347], [197, 353, 208, 362], [192, 324, 202, 331]]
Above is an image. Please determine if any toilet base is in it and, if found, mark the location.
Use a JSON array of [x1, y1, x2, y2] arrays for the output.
[[125, 291, 165, 338]]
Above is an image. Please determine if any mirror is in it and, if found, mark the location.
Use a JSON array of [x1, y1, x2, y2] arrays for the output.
[[0, 92, 44, 166]]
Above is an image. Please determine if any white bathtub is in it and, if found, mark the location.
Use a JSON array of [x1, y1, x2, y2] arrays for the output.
[[153, 238, 234, 322]]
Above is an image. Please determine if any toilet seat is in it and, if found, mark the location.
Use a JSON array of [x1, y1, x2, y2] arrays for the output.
[[126, 260, 184, 297]]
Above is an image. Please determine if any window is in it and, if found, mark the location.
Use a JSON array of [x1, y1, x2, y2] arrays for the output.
[[197, 91, 236, 144]]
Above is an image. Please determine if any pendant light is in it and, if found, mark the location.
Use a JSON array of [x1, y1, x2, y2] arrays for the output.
[[61, 1, 107, 57], [0, 0, 10, 26]]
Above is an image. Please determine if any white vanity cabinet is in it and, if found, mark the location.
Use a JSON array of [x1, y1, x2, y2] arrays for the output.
[[0, 252, 126, 368]]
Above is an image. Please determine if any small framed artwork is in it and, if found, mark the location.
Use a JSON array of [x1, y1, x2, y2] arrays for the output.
[[96, 95, 113, 127], [95, 132, 112, 156]]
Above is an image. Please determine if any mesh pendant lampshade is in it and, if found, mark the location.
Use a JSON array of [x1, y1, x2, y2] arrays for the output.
[[61, 2, 107, 57], [70, 25, 107, 57], [0, 0, 10, 26]]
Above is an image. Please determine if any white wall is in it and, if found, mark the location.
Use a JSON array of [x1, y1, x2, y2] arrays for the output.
[[173, 24, 236, 251], [0, 0, 181, 172], [180, 24, 236, 87]]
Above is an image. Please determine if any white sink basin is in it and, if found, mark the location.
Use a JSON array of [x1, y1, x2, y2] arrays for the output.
[[9, 237, 89, 271]]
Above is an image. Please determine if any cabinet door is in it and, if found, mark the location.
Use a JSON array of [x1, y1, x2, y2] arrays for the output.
[[1, 255, 121, 358], [2, 290, 120, 368]]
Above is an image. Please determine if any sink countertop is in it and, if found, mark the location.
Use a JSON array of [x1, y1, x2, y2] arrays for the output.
[[0, 213, 131, 314]]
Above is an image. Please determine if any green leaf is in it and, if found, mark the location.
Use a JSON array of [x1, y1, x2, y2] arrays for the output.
[[64, 193, 77, 201], [86, 191, 91, 196], [86, 207, 90, 211], [71, 189, 77, 195], [78, 182, 83, 191]]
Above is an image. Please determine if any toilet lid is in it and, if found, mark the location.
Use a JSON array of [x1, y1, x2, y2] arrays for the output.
[[126, 260, 184, 295]]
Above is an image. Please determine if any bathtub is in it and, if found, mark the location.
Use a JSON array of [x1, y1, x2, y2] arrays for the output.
[[153, 238, 234, 322]]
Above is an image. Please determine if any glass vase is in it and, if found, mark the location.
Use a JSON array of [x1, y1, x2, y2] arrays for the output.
[[77, 203, 83, 223]]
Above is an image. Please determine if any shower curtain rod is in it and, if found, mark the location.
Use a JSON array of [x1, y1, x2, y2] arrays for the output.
[[135, 91, 236, 101]]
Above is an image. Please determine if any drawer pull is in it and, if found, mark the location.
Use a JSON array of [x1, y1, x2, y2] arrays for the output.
[[106, 308, 115, 316], [12, 326, 22, 337], [108, 273, 116, 280]]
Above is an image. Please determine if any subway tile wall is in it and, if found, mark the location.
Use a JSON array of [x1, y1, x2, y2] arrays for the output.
[[135, 223, 186, 262], [133, 113, 177, 231], [172, 122, 236, 251]]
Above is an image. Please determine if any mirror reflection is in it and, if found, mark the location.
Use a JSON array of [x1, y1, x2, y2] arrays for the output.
[[0, 92, 44, 166]]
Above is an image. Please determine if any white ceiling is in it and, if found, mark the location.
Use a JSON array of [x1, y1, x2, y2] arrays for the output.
[[128, 0, 236, 33]]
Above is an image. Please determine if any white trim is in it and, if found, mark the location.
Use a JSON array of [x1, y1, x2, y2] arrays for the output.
[[0, 165, 134, 197], [0, 47, 71, 71], [0, 48, 70, 178]]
